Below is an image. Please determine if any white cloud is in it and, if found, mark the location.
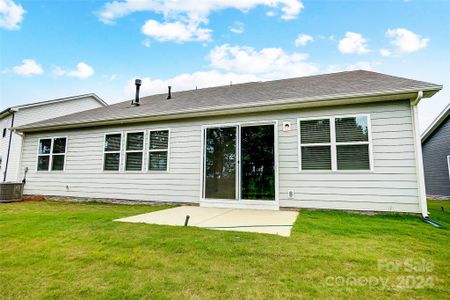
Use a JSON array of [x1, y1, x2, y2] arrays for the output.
[[229, 21, 244, 34], [12, 59, 43, 76], [294, 33, 313, 46], [53, 62, 95, 79], [99, 0, 304, 24], [379, 48, 392, 57], [209, 44, 318, 78], [124, 43, 318, 97], [67, 62, 94, 79], [142, 19, 211, 42], [338, 32, 370, 54], [326, 61, 379, 73], [99, 0, 303, 42], [279, 0, 303, 20], [0, 0, 25, 30], [125, 70, 262, 96], [386, 28, 429, 53]]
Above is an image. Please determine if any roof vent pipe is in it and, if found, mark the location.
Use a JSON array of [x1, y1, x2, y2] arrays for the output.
[[133, 79, 141, 106], [167, 86, 172, 100]]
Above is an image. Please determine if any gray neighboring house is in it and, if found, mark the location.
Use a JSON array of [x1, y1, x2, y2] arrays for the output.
[[14, 71, 442, 216], [0, 94, 107, 182], [421, 103, 450, 198]]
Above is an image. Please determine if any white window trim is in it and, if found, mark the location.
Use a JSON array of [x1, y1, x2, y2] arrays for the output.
[[36, 136, 68, 172], [199, 120, 279, 208], [102, 132, 123, 172], [297, 114, 373, 173], [124, 130, 145, 172], [447, 155, 450, 181], [147, 128, 170, 172]]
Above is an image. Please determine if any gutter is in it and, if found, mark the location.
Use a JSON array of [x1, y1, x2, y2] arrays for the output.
[[0, 108, 14, 120], [412, 90, 424, 106], [14, 87, 442, 133]]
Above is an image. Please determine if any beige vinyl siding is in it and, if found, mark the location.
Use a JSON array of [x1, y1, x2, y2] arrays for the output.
[[277, 101, 419, 213], [13, 97, 103, 127], [20, 100, 421, 213], [0, 116, 13, 177], [2, 96, 103, 181]]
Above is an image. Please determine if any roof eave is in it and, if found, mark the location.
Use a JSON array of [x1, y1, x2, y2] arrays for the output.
[[421, 102, 450, 143], [1, 93, 108, 118], [0, 108, 13, 119], [0, 107, 19, 120], [15, 87, 441, 133], [16, 93, 108, 110]]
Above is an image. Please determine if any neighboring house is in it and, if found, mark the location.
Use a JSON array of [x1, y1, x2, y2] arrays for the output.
[[421, 103, 450, 198], [14, 71, 442, 216], [0, 94, 107, 182]]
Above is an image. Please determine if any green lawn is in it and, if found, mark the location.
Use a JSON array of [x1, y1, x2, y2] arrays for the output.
[[0, 200, 449, 299]]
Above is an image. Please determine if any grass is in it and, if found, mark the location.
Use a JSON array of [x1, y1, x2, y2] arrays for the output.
[[0, 200, 449, 299]]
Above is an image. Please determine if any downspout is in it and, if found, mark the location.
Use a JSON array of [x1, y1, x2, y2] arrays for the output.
[[412, 90, 423, 106], [410, 91, 428, 217], [3, 112, 15, 182], [14, 130, 26, 184]]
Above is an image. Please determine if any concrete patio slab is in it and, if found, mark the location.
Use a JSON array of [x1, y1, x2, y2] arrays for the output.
[[115, 206, 299, 237]]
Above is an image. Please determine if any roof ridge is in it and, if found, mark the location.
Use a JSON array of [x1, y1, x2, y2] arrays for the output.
[[138, 70, 371, 100]]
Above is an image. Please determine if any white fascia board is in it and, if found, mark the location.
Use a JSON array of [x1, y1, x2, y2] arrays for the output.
[[16, 87, 441, 133]]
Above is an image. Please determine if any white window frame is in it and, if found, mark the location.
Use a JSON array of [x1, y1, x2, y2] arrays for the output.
[[36, 136, 68, 172], [124, 130, 145, 172], [447, 155, 450, 181], [199, 120, 279, 209], [147, 128, 170, 172], [102, 132, 123, 172], [298, 114, 373, 172], [297, 117, 333, 172]]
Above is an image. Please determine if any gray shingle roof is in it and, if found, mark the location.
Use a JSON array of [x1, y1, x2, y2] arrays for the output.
[[16, 70, 442, 132]]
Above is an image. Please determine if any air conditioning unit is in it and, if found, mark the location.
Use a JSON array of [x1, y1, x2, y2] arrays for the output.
[[0, 182, 24, 202]]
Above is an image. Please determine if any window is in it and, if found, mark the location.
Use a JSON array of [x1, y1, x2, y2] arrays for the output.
[[37, 137, 67, 171], [148, 130, 169, 171], [299, 119, 331, 170], [103, 133, 122, 171], [335, 116, 370, 170], [299, 115, 371, 171], [125, 132, 144, 171]]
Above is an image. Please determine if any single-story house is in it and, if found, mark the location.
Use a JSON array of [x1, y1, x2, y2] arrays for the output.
[[421, 102, 450, 198], [14, 71, 442, 216], [1, 94, 107, 182]]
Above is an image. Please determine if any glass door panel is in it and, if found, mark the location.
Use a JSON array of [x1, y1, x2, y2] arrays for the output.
[[240, 125, 275, 200], [204, 127, 237, 199]]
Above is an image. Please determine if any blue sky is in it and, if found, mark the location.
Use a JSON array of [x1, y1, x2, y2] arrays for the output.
[[1, 0, 449, 131]]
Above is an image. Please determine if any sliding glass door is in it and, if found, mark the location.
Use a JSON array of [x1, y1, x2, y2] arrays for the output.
[[203, 123, 275, 201], [240, 125, 275, 200], [204, 127, 237, 199]]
